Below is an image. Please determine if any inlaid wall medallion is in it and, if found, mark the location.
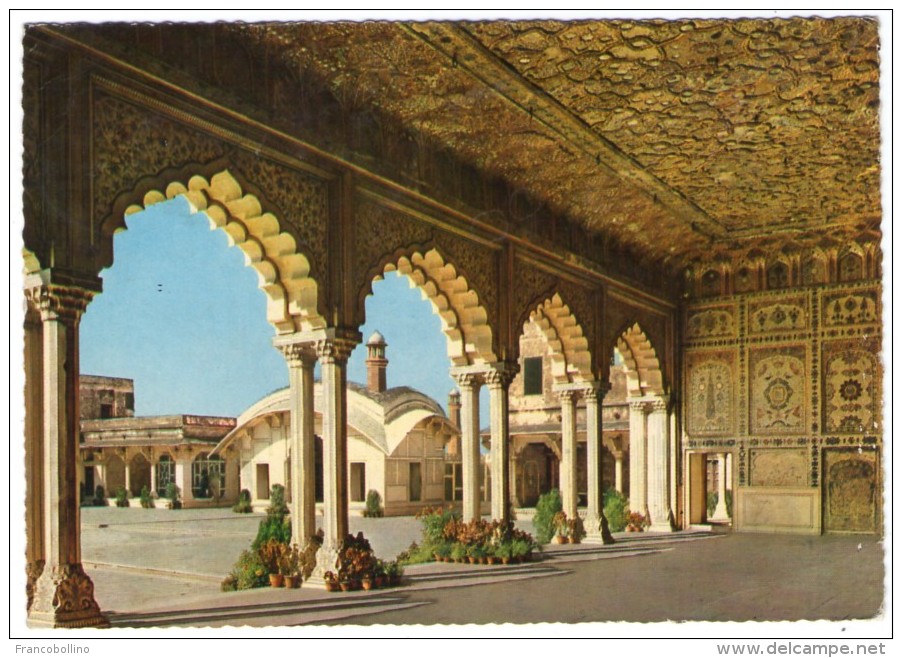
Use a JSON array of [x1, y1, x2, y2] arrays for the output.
[[749, 347, 807, 434], [687, 359, 733, 435], [823, 448, 878, 533], [686, 306, 735, 340], [823, 343, 879, 434], [749, 448, 809, 487], [822, 290, 878, 327], [748, 298, 807, 334]]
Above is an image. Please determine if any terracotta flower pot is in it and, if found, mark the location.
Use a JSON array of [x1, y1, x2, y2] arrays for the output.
[[553, 535, 566, 544], [569, 537, 581, 544], [339, 581, 351, 592], [269, 573, 284, 588], [501, 557, 511, 565], [325, 580, 340, 592], [361, 578, 373, 591], [283, 575, 300, 589]]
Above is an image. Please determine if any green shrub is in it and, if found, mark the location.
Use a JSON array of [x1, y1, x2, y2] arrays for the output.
[[139, 485, 155, 509], [397, 541, 434, 566], [416, 506, 459, 549], [707, 491, 718, 518], [232, 488, 253, 514], [228, 549, 268, 590], [115, 486, 130, 508], [164, 482, 182, 509], [363, 489, 384, 518], [91, 485, 108, 507], [534, 489, 562, 544], [266, 484, 289, 517], [603, 488, 628, 532]]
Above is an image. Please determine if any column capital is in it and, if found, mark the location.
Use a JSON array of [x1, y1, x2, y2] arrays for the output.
[[557, 387, 580, 403], [277, 343, 317, 368], [483, 361, 519, 390], [452, 371, 482, 389], [581, 380, 611, 403], [648, 395, 671, 414], [315, 337, 357, 364], [25, 284, 94, 322], [628, 398, 650, 413]]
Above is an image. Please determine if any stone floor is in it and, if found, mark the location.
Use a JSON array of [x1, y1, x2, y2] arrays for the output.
[[72, 507, 886, 629]]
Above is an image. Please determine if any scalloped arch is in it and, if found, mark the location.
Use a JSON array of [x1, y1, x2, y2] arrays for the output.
[[362, 247, 496, 367], [122, 170, 325, 335], [526, 293, 594, 384], [616, 322, 665, 396]]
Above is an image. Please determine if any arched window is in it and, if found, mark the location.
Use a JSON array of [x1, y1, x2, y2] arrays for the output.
[[192, 453, 224, 499], [766, 261, 789, 289], [839, 252, 864, 282], [156, 454, 175, 492]]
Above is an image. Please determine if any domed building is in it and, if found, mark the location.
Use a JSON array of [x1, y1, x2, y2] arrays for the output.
[[212, 332, 469, 516]]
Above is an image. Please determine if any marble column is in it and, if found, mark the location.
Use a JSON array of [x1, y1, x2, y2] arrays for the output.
[[646, 396, 674, 532], [584, 383, 615, 544], [26, 282, 107, 628], [279, 343, 318, 547], [149, 461, 157, 496], [24, 300, 44, 611], [485, 364, 517, 525], [558, 388, 579, 519], [455, 373, 482, 521], [312, 337, 356, 581], [628, 398, 649, 518], [711, 453, 730, 521], [614, 453, 624, 494]]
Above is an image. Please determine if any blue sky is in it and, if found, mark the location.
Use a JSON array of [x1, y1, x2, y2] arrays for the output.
[[80, 197, 488, 419]]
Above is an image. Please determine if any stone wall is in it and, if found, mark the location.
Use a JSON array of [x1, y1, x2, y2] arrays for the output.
[[80, 375, 134, 420], [683, 272, 882, 534]]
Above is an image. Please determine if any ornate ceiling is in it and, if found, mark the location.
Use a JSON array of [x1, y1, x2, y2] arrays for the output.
[[232, 17, 880, 268]]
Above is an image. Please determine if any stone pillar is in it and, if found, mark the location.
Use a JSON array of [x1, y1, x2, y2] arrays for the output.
[[26, 282, 107, 628], [711, 453, 730, 521], [312, 337, 356, 581], [584, 383, 615, 543], [24, 300, 44, 610], [485, 364, 517, 524], [149, 461, 157, 496], [455, 373, 482, 521], [614, 453, 624, 494], [646, 396, 674, 532], [278, 343, 318, 547], [176, 456, 191, 504], [558, 388, 579, 519], [124, 455, 131, 497], [628, 399, 649, 518]]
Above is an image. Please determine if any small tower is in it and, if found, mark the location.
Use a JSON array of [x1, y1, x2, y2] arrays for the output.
[[448, 389, 461, 429], [365, 331, 388, 393]]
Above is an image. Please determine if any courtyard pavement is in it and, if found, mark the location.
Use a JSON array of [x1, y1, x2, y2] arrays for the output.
[[76, 507, 886, 628]]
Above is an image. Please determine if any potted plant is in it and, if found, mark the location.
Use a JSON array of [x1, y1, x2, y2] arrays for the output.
[[139, 485, 155, 509], [282, 544, 301, 588], [450, 542, 467, 563], [626, 511, 649, 532], [373, 560, 387, 588], [495, 541, 513, 565], [324, 571, 339, 592], [384, 561, 403, 586]]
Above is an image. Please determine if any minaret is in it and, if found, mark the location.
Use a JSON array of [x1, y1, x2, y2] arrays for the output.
[[365, 331, 388, 393], [448, 389, 461, 429]]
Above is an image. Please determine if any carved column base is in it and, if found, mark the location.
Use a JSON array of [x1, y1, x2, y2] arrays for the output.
[[28, 564, 109, 628], [584, 513, 616, 545], [305, 544, 341, 589], [26, 560, 45, 611], [648, 510, 677, 533]]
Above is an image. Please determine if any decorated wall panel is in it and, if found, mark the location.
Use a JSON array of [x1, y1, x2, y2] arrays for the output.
[[749, 346, 807, 435], [685, 352, 735, 436], [748, 296, 808, 334], [822, 340, 880, 434], [823, 448, 879, 533], [686, 305, 736, 340], [749, 448, 809, 487]]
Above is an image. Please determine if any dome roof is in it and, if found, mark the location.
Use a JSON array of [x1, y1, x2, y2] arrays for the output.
[[366, 330, 386, 346]]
